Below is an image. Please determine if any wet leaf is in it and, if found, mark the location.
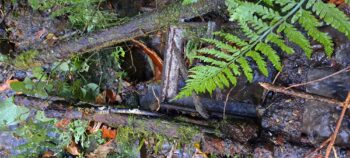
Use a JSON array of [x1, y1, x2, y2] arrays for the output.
[[86, 141, 114, 158], [55, 118, 71, 129], [42, 150, 54, 158], [0, 79, 19, 92], [35, 28, 47, 40], [0, 97, 29, 128], [105, 89, 121, 103], [66, 141, 80, 156]]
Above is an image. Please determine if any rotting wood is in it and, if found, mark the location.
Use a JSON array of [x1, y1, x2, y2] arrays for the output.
[[259, 82, 342, 105], [161, 26, 210, 119], [12, 94, 255, 156], [36, 0, 226, 64]]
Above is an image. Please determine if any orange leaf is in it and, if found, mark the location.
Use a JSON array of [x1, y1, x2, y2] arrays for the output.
[[329, 0, 345, 5], [55, 118, 71, 129], [101, 126, 117, 139], [0, 79, 19, 91], [106, 89, 121, 103], [42, 150, 54, 158]]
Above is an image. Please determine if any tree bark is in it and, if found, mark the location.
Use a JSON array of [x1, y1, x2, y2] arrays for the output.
[[36, 0, 226, 64]]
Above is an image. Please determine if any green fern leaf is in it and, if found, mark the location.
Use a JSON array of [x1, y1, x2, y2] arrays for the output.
[[298, 10, 334, 57], [194, 55, 228, 67], [237, 57, 253, 82], [202, 38, 238, 53], [312, 1, 350, 38], [281, 23, 313, 58], [255, 42, 282, 71], [266, 33, 294, 54], [246, 51, 269, 76], [214, 32, 248, 47], [222, 67, 238, 86], [198, 48, 234, 61]]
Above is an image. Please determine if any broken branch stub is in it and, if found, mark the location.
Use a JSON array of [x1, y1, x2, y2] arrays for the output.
[[36, 0, 226, 64]]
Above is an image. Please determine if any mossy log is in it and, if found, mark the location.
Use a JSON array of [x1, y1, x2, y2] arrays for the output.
[[36, 0, 225, 64]]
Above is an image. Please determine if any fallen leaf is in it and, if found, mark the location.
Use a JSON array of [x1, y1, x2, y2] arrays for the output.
[[42, 150, 54, 158], [55, 118, 71, 129], [105, 89, 121, 103], [66, 141, 80, 156], [95, 93, 106, 104], [35, 28, 47, 40], [86, 140, 114, 158], [101, 125, 117, 139], [0, 79, 19, 91], [329, 0, 345, 5]]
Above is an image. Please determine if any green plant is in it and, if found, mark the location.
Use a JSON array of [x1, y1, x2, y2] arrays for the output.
[[182, 0, 198, 5], [28, 0, 125, 31], [177, 0, 350, 98]]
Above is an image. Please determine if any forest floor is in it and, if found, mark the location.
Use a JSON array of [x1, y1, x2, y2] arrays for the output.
[[1, 0, 350, 158]]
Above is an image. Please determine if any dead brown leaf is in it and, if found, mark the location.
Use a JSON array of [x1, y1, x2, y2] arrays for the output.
[[55, 118, 71, 129], [86, 140, 114, 158], [42, 150, 54, 158], [35, 28, 47, 40], [66, 141, 80, 156]]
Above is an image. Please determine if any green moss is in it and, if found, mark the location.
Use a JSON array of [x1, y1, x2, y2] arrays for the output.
[[13, 50, 42, 69]]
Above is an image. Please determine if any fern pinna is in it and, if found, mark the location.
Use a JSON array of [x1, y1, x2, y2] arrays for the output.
[[177, 0, 350, 98]]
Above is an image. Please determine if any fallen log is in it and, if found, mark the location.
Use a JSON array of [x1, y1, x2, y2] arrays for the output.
[[36, 0, 226, 64], [12, 94, 258, 156]]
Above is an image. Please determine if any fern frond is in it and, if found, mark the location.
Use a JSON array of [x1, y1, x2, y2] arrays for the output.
[[280, 23, 313, 58], [202, 38, 238, 53], [177, 0, 350, 98], [255, 42, 282, 71], [312, 1, 350, 38], [298, 10, 334, 57], [194, 55, 228, 67], [197, 48, 234, 61], [237, 57, 253, 82], [266, 33, 294, 54], [213, 32, 248, 47], [246, 51, 268, 76]]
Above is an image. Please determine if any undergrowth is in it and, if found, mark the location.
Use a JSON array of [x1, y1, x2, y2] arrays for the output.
[[28, 0, 126, 32], [177, 0, 350, 98]]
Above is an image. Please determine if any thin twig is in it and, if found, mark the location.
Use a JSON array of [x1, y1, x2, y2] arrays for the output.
[[259, 82, 342, 106], [223, 87, 234, 120], [151, 86, 161, 111], [325, 92, 350, 158], [285, 66, 350, 90], [332, 147, 339, 158], [304, 137, 331, 158]]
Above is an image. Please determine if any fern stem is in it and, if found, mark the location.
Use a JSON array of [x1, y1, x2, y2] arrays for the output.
[[227, 0, 306, 70]]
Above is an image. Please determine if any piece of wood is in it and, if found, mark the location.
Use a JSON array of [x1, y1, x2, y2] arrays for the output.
[[36, 0, 226, 64], [259, 82, 342, 105]]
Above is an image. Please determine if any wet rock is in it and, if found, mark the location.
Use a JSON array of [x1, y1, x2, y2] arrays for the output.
[[278, 47, 310, 85], [202, 135, 253, 156], [219, 120, 259, 143], [254, 147, 273, 158], [306, 67, 350, 101], [0, 131, 26, 157], [273, 143, 311, 158], [302, 100, 350, 147], [13, 70, 27, 81], [261, 96, 304, 140]]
